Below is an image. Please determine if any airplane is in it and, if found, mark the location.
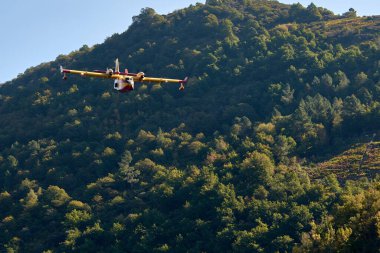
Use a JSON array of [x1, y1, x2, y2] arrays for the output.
[[60, 59, 188, 93]]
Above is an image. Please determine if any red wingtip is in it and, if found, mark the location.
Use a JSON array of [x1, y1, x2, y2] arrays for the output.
[[179, 77, 188, 91], [180, 77, 189, 84]]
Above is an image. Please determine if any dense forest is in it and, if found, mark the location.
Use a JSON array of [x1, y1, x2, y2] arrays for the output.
[[1, 0, 380, 252]]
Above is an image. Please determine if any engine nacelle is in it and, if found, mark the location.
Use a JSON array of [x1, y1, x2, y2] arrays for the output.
[[106, 68, 114, 75], [136, 72, 145, 80], [114, 77, 134, 92]]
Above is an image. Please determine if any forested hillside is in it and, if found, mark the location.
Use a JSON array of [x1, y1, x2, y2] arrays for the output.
[[1, 0, 380, 252]]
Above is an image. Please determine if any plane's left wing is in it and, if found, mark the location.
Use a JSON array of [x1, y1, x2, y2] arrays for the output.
[[60, 66, 122, 80]]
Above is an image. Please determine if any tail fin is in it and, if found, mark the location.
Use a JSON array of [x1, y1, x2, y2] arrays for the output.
[[115, 58, 120, 73]]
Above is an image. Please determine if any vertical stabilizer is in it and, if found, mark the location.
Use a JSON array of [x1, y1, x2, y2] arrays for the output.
[[115, 58, 120, 73]]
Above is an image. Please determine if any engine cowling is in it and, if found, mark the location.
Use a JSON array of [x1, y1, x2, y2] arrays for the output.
[[106, 68, 114, 75], [136, 72, 145, 80]]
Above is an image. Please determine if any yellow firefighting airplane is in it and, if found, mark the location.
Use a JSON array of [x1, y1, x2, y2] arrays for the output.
[[60, 59, 188, 93]]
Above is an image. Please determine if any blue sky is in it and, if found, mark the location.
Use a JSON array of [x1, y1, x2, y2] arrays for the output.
[[0, 0, 378, 83]]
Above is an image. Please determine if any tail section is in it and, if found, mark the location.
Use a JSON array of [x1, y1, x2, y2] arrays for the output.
[[115, 58, 120, 73]]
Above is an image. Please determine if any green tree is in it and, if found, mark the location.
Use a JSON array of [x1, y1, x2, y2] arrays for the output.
[[281, 84, 295, 105], [334, 70, 350, 91], [354, 72, 368, 87], [342, 95, 366, 117], [23, 189, 38, 209], [273, 135, 296, 163], [44, 185, 71, 207], [343, 8, 357, 18], [221, 19, 240, 47], [306, 3, 322, 21], [240, 151, 274, 188], [321, 73, 333, 93], [65, 209, 92, 225], [118, 150, 140, 185]]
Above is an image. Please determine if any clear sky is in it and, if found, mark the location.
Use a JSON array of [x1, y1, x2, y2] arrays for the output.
[[0, 0, 378, 83]]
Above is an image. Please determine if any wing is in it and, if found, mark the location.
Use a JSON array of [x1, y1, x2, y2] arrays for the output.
[[138, 77, 181, 83], [61, 67, 122, 80], [137, 76, 188, 90]]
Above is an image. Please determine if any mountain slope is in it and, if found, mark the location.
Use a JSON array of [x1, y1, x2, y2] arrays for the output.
[[317, 140, 380, 179], [0, 0, 380, 252]]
